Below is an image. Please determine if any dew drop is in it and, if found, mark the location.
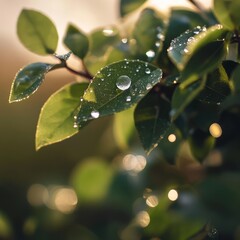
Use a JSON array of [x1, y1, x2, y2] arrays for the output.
[[102, 27, 117, 37], [146, 50, 155, 59], [146, 83, 152, 90], [145, 68, 151, 74], [155, 41, 160, 47], [116, 75, 131, 90], [73, 123, 78, 128], [91, 110, 100, 119], [126, 96, 131, 102], [121, 38, 128, 43]]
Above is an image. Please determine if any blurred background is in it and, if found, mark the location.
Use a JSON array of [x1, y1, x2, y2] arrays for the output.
[[2, 1, 233, 240]]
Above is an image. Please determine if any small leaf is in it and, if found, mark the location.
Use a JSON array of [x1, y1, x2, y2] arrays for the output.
[[77, 60, 162, 125], [181, 25, 228, 86], [85, 27, 120, 75], [168, 26, 207, 70], [171, 76, 207, 121], [120, 0, 147, 17], [64, 24, 89, 59], [70, 158, 114, 202], [36, 82, 88, 150], [132, 8, 165, 61], [113, 107, 135, 150], [134, 90, 171, 154], [214, 0, 240, 30], [17, 9, 58, 55], [9, 62, 55, 103]]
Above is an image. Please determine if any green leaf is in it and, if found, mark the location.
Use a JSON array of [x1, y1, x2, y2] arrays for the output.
[[214, 0, 240, 30], [70, 158, 114, 202], [197, 66, 230, 104], [168, 26, 207, 70], [64, 24, 89, 59], [85, 27, 120, 75], [171, 76, 207, 121], [9, 62, 55, 103], [17, 9, 58, 55], [181, 25, 228, 87], [77, 60, 162, 126], [113, 107, 135, 150], [36, 82, 88, 150], [132, 8, 165, 61], [230, 64, 240, 94], [188, 129, 215, 161], [120, 0, 147, 17], [134, 90, 171, 154]]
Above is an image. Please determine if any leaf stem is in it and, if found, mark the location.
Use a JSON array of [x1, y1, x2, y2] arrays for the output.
[[52, 54, 92, 80]]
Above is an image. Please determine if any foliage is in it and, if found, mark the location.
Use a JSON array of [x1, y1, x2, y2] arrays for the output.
[[8, 0, 240, 239]]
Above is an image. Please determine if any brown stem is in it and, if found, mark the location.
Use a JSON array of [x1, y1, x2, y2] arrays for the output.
[[64, 62, 92, 80]]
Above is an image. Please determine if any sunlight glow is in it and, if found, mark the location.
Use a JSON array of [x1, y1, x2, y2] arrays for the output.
[[168, 134, 176, 142], [209, 123, 222, 138], [146, 195, 159, 208], [136, 211, 150, 227], [168, 189, 178, 201], [54, 188, 78, 214], [27, 184, 49, 206]]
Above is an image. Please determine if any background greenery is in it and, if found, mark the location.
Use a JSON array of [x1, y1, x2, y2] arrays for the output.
[[1, 0, 240, 239]]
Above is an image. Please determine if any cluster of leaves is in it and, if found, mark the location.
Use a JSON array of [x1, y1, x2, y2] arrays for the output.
[[9, 0, 240, 238]]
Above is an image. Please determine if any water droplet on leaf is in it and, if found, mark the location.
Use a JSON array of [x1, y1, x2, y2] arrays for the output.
[[91, 110, 100, 119], [116, 75, 131, 90]]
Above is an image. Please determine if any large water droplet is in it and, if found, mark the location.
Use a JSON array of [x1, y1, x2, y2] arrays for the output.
[[91, 110, 100, 119], [145, 68, 151, 74], [116, 75, 131, 90]]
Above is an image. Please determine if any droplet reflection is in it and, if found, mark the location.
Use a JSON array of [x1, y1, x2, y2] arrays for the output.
[[168, 189, 178, 201]]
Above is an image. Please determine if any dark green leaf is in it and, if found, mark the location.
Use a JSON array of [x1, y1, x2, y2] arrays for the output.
[[181, 25, 228, 87], [85, 26, 120, 75], [132, 8, 165, 61], [120, 0, 147, 17], [9, 62, 55, 103], [134, 90, 171, 154], [171, 76, 207, 121], [214, 0, 240, 30], [198, 66, 230, 104], [17, 9, 58, 55], [230, 64, 240, 94], [36, 82, 88, 150], [77, 60, 162, 126], [64, 24, 89, 59], [168, 26, 207, 70], [188, 129, 215, 161]]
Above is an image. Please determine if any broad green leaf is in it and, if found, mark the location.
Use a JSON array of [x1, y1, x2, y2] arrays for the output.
[[214, 0, 240, 30], [168, 26, 207, 70], [76, 60, 162, 125], [17, 9, 58, 55], [188, 129, 215, 161], [230, 65, 240, 94], [120, 0, 147, 17], [198, 66, 230, 104], [171, 76, 207, 121], [64, 24, 89, 59], [158, 9, 208, 71], [134, 90, 171, 154], [36, 82, 88, 150], [113, 107, 135, 150], [132, 8, 165, 61], [181, 25, 228, 87], [70, 158, 114, 202], [85, 26, 120, 75], [9, 62, 55, 103]]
